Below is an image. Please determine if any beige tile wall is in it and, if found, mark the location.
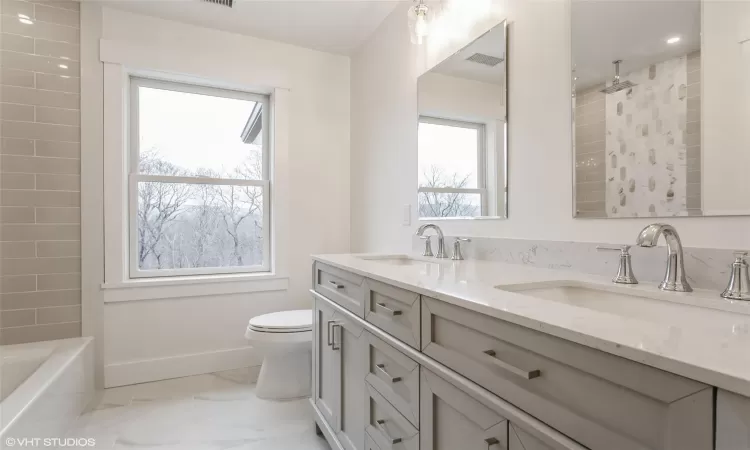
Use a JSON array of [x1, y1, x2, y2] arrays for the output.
[[685, 51, 701, 212], [0, 0, 81, 344], [574, 84, 606, 217]]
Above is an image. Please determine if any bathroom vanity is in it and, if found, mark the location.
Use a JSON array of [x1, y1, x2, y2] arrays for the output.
[[309, 254, 750, 450]]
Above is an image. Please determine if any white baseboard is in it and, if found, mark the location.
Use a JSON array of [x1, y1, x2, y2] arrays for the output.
[[104, 347, 263, 388]]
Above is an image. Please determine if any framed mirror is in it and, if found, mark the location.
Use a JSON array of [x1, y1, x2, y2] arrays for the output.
[[417, 21, 508, 219], [572, 1, 750, 218]]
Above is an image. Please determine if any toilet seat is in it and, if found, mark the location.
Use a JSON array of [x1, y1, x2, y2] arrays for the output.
[[247, 310, 312, 334]]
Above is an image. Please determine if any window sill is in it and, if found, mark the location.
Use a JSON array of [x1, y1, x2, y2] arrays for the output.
[[101, 273, 289, 303]]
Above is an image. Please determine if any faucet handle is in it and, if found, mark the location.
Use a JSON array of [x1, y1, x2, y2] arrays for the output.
[[721, 251, 750, 301], [420, 236, 434, 257], [451, 238, 471, 261], [596, 245, 638, 285], [596, 245, 632, 254]]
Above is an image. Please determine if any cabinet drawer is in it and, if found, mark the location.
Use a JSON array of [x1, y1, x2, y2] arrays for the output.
[[421, 297, 714, 450], [365, 331, 420, 428], [314, 262, 365, 317], [366, 382, 419, 450], [364, 278, 420, 349], [365, 432, 383, 450]]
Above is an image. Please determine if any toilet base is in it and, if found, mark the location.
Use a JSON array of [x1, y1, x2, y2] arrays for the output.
[[255, 347, 312, 400]]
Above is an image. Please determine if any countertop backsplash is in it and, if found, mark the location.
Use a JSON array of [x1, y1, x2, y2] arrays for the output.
[[412, 235, 737, 292]]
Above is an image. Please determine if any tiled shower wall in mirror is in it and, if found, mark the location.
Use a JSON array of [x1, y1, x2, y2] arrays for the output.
[[0, 0, 82, 344], [575, 51, 701, 218]]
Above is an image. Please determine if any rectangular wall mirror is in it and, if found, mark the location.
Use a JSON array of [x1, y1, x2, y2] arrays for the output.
[[573, 1, 750, 218], [417, 21, 508, 219]]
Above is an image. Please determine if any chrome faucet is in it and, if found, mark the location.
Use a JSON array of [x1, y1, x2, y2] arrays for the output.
[[416, 224, 448, 258], [635, 223, 692, 292]]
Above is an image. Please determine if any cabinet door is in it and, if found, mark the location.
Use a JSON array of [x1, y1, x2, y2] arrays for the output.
[[420, 367, 509, 450], [314, 299, 339, 429], [716, 389, 750, 450], [335, 311, 367, 450]]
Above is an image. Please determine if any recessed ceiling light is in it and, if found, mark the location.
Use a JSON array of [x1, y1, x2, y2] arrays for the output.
[[667, 36, 681, 44], [58, 64, 68, 69], [18, 13, 29, 19], [18, 17, 33, 24]]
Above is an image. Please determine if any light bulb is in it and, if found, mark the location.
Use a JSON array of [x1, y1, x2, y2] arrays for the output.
[[415, 14, 428, 36], [408, 0, 430, 45]]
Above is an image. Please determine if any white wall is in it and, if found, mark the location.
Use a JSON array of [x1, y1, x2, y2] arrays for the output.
[[702, 2, 750, 215], [351, 0, 750, 253], [83, 7, 350, 386]]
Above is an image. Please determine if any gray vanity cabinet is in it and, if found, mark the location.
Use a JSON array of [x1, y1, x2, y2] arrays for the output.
[[312, 262, 724, 450], [420, 367, 509, 450], [313, 298, 367, 450]]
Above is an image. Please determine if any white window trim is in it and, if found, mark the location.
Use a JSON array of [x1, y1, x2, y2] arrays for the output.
[[99, 54, 291, 297], [417, 115, 488, 217], [128, 77, 272, 278]]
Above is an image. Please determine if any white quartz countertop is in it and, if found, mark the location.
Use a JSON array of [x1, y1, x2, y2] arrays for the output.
[[312, 253, 750, 397]]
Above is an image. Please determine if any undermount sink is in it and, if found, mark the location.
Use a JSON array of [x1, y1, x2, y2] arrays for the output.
[[357, 254, 448, 267], [498, 281, 750, 333]]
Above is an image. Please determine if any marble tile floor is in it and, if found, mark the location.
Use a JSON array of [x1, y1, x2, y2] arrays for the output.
[[63, 368, 330, 450]]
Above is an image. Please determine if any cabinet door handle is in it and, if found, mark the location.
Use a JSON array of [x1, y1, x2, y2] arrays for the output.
[[326, 320, 335, 347], [375, 364, 402, 383], [328, 280, 345, 289], [331, 323, 342, 350], [375, 419, 402, 445], [483, 349, 541, 380], [376, 302, 402, 316], [485, 437, 500, 449]]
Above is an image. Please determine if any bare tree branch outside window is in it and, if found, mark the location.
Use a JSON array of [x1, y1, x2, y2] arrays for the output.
[[136, 149, 265, 271], [418, 165, 480, 218]]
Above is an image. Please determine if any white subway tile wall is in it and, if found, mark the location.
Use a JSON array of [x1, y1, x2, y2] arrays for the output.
[[0, 0, 81, 344]]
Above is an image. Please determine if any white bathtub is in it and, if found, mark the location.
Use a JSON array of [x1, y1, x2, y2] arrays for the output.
[[0, 338, 94, 443]]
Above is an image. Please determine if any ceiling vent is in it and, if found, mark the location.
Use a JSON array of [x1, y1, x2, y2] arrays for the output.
[[466, 53, 504, 67], [202, 0, 233, 8]]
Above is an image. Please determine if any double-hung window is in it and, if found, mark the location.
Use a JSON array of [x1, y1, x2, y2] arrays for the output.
[[129, 78, 271, 277], [418, 116, 487, 218]]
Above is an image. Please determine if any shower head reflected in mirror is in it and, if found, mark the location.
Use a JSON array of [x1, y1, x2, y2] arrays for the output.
[[600, 60, 637, 94]]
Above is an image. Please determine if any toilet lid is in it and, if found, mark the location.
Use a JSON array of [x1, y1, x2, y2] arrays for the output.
[[248, 310, 312, 333]]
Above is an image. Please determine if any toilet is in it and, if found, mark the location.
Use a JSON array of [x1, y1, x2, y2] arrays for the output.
[[244, 309, 313, 400]]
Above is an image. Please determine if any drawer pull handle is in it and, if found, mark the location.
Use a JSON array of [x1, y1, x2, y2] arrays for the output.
[[331, 323, 342, 351], [375, 419, 402, 445], [483, 350, 541, 380], [376, 364, 402, 383], [329, 280, 345, 289], [376, 302, 402, 316], [485, 437, 500, 449]]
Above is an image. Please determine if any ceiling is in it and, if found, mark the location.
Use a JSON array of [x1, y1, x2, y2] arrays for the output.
[[101, 0, 401, 55], [573, 1, 701, 90], [431, 21, 506, 86]]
